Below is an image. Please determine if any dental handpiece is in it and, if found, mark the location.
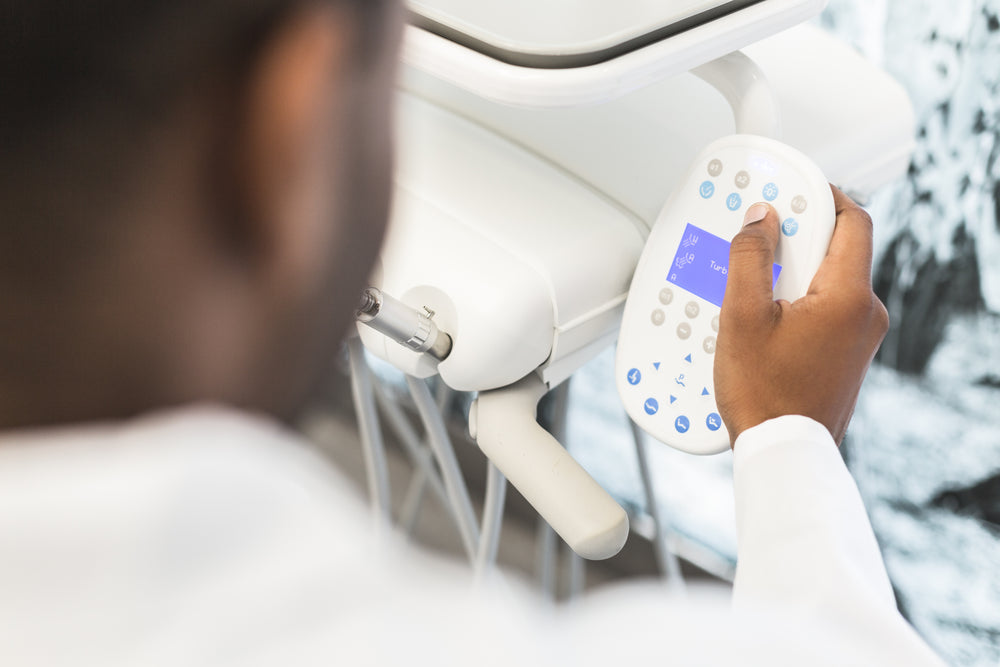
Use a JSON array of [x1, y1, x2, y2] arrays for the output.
[[355, 287, 453, 361]]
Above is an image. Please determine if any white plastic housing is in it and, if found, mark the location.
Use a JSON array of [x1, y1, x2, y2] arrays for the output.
[[359, 93, 646, 392], [402, 0, 828, 107], [471, 375, 629, 560]]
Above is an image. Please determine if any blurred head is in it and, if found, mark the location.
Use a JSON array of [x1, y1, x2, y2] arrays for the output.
[[0, 0, 402, 427]]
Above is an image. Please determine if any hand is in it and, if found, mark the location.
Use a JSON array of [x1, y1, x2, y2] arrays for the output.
[[714, 186, 889, 446]]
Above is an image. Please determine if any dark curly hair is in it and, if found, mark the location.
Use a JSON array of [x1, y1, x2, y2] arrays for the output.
[[2, 1, 388, 134], [0, 0, 393, 276]]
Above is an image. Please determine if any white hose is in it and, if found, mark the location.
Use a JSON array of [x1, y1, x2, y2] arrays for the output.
[[406, 375, 480, 562], [346, 337, 391, 525], [630, 419, 686, 593], [475, 462, 507, 577]]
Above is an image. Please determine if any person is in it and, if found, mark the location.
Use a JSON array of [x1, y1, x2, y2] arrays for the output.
[[0, 0, 945, 664]]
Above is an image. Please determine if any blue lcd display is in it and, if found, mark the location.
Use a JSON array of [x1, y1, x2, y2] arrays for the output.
[[666, 223, 781, 308]]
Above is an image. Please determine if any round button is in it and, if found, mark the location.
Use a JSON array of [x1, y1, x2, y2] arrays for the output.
[[762, 182, 779, 202], [658, 287, 674, 305], [703, 336, 716, 354], [734, 170, 750, 189], [684, 301, 700, 319], [711, 315, 719, 333], [791, 195, 808, 214], [676, 322, 692, 340], [781, 218, 799, 237], [643, 398, 659, 415], [627, 368, 641, 385], [651, 309, 665, 326], [707, 159, 723, 177], [699, 180, 715, 199], [726, 193, 742, 211], [675, 416, 691, 434], [706, 413, 723, 432]]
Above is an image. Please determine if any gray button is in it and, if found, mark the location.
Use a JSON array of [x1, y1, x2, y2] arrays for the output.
[[676, 322, 692, 340], [658, 288, 674, 305], [711, 315, 719, 333], [703, 336, 716, 354], [651, 309, 665, 326], [791, 195, 808, 214], [735, 170, 750, 189], [684, 301, 700, 319], [707, 159, 723, 177]]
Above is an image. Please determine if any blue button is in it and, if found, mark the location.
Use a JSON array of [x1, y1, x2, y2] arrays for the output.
[[643, 398, 659, 415], [701, 387, 710, 396], [653, 362, 661, 370], [706, 413, 723, 431], [699, 181, 715, 199], [781, 218, 799, 237], [726, 193, 742, 211], [762, 182, 779, 201], [669, 395, 677, 405], [675, 416, 691, 433], [627, 368, 642, 385]]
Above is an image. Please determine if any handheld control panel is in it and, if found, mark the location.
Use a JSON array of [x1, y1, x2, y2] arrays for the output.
[[616, 134, 835, 454]]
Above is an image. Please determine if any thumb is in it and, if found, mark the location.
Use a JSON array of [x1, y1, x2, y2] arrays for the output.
[[721, 203, 781, 324]]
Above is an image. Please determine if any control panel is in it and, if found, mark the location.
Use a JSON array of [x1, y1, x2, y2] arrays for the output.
[[616, 134, 835, 454]]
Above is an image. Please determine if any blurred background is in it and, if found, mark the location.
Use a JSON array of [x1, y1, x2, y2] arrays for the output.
[[826, 1, 1000, 662]]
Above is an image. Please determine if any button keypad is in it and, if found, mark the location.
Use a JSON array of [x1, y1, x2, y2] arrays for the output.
[[628, 267, 719, 433]]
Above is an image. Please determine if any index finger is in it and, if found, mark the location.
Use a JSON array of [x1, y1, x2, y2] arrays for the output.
[[809, 185, 875, 293]]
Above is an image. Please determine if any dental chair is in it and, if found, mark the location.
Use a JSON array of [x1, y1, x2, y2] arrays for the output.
[[353, 0, 915, 567]]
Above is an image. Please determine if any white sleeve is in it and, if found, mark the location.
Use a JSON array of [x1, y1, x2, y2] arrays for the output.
[[116, 411, 944, 666], [731, 415, 944, 665]]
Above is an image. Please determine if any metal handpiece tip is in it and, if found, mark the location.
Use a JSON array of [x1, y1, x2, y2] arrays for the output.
[[357, 289, 380, 317]]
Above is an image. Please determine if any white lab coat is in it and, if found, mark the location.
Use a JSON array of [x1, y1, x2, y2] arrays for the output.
[[0, 407, 944, 666]]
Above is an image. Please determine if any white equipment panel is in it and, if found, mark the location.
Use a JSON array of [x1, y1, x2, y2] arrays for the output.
[[411, 0, 762, 67], [404, 0, 829, 107]]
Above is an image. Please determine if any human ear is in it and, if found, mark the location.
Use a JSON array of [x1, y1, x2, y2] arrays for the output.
[[230, 5, 354, 295]]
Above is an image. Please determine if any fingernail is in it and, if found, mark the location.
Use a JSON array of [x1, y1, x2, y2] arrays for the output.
[[743, 203, 768, 227]]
